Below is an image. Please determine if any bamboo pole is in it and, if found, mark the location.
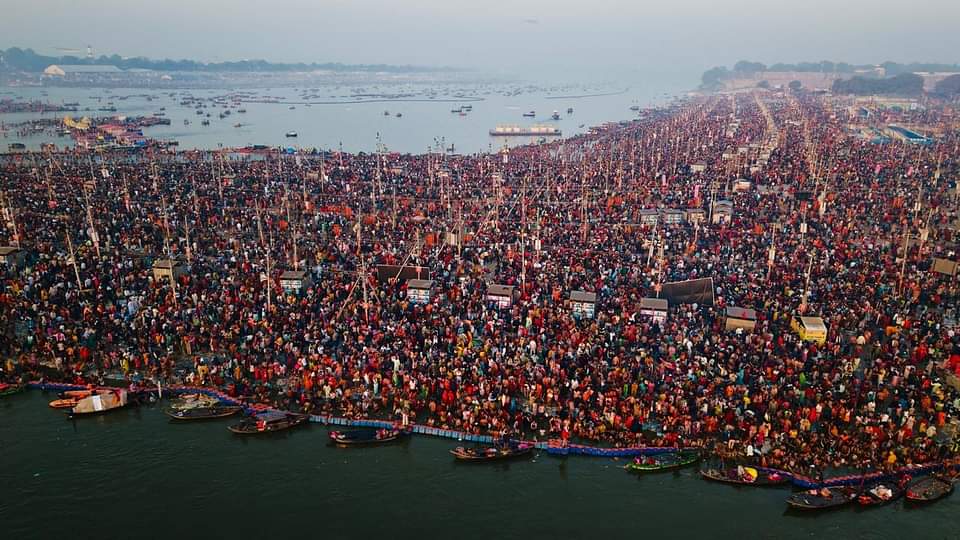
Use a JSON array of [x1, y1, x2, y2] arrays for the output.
[[65, 231, 83, 291]]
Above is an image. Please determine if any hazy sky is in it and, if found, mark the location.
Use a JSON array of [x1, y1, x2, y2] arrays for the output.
[[3, 0, 958, 81]]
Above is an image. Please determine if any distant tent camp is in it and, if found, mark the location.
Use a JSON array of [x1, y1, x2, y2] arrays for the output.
[[44, 64, 122, 76], [661, 277, 714, 305]]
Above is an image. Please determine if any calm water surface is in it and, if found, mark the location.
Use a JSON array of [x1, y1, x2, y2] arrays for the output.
[[1, 391, 958, 539], [0, 80, 685, 154]]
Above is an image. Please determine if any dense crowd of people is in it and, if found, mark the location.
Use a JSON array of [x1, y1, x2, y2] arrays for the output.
[[2, 90, 960, 477]]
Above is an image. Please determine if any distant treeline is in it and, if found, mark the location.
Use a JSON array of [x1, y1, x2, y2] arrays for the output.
[[935, 74, 960, 96], [0, 46, 452, 73], [832, 73, 924, 96], [701, 60, 960, 90]]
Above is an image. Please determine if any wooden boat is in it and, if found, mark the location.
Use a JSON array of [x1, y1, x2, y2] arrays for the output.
[[787, 486, 857, 510], [167, 393, 219, 410], [451, 442, 534, 462], [60, 389, 93, 399], [905, 475, 955, 503], [700, 466, 789, 487], [625, 450, 700, 473], [227, 411, 308, 434], [0, 383, 25, 397], [68, 389, 129, 417], [858, 479, 907, 507], [329, 427, 409, 446], [166, 405, 242, 421], [49, 398, 78, 409]]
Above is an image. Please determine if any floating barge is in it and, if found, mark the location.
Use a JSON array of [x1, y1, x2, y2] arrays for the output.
[[489, 124, 561, 137]]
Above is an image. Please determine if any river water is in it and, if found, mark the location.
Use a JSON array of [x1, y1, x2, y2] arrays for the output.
[[0, 78, 686, 155], [1, 391, 957, 539]]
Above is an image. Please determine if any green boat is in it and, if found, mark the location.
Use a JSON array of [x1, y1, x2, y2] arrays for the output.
[[0, 383, 25, 398], [625, 450, 700, 473]]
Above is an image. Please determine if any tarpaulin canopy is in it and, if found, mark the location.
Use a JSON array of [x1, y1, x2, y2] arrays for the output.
[[661, 278, 714, 306], [376, 264, 431, 282]]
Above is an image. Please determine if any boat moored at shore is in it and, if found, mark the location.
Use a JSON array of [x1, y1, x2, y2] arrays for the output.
[[329, 427, 410, 446], [228, 411, 308, 434]]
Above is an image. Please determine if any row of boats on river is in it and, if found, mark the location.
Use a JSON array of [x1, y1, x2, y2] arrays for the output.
[[164, 393, 534, 455], [2, 382, 957, 509], [670, 454, 958, 509]]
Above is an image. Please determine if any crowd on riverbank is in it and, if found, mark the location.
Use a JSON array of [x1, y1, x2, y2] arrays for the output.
[[2, 90, 960, 477]]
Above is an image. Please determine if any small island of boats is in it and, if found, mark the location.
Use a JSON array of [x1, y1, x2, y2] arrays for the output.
[[489, 124, 561, 137]]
